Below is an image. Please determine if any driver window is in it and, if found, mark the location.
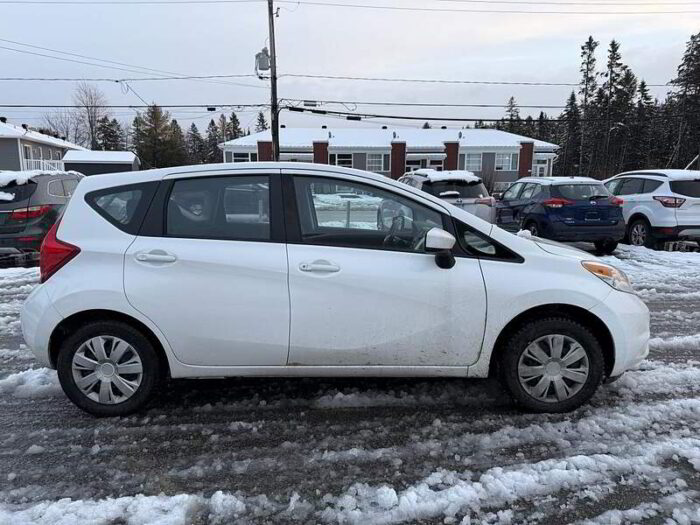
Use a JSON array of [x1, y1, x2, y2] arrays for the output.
[[502, 183, 523, 201], [294, 176, 443, 253]]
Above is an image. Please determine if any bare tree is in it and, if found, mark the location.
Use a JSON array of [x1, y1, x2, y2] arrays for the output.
[[73, 82, 108, 149], [42, 109, 87, 146]]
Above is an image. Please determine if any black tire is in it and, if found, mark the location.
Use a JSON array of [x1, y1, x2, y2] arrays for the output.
[[56, 321, 162, 417], [524, 221, 539, 237], [594, 240, 618, 255], [499, 317, 604, 413], [627, 218, 655, 248]]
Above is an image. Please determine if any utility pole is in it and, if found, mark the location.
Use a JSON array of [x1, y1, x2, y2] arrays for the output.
[[267, 0, 280, 161]]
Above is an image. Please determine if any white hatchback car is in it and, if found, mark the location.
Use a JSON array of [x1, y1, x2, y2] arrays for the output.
[[21, 163, 649, 417], [604, 170, 700, 248]]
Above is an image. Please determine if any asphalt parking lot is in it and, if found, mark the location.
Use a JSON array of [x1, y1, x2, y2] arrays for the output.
[[0, 245, 699, 524]]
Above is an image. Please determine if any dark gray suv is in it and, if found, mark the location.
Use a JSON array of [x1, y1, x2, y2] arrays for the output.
[[0, 171, 82, 265]]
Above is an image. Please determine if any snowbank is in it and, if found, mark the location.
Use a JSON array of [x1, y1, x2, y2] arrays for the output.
[[0, 170, 83, 188], [313, 193, 382, 211], [0, 368, 61, 398]]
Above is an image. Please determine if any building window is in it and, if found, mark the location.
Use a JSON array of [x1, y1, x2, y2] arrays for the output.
[[429, 159, 443, 171], [405, 160, 422, 172], [329, 153, 353, 168], [495, 153, 519, 171], [233, 153, 251, 163], [367, 153, 390, 173], [251, 153, 258, 162], [465, 153, 482, 171], [224, 151, 233, 163]]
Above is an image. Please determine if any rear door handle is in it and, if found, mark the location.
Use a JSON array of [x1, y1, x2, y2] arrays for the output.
[[135, 251, 177, 263], [299, 261, 340, 273]]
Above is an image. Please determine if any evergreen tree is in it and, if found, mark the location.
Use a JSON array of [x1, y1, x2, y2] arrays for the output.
[[227, 112, 244, 139], [96, 117, 124, 151], [185, 123, 207, 164], [166, 119, 188, 166], [255, 111, 269, 132], [669, 32, 700, 168], [131, 105, 172, 169], [579, 36, 599, 175], [205, 119, 223, 163], [422, 122, 431, 129], [555, 92, 581, 176], [502, 97, 522, 134]]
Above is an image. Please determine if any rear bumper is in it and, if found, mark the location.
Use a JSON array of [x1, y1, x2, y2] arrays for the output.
[[589, 290, 650, 377], [0, 249, 39, 268], [20, 284, 63, 368], [0, 230, 45, 252], [652, 225, 700, 240], [541, 220, 626, 242]]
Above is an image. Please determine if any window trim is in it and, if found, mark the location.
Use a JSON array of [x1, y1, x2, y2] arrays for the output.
[[451, 218, 524, 263], [47, 179, 66, 197], [284, 173, 450, 254]]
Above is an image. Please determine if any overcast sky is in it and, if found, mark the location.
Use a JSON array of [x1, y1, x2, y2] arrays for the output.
[[1, 0, 699, 133]]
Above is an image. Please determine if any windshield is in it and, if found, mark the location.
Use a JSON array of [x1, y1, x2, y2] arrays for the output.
[[670, 180, 700, 198], [553, 184, 609, 200], [423, 181, 489, 199], [0, 181, 38, 207]]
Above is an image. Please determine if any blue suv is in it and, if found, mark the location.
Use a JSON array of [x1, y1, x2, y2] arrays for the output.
[[494, 177, 625, 254]]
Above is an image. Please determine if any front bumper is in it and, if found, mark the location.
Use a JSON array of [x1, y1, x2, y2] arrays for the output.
[[20, 284, 63, 368], [589, 290, 650, 377]]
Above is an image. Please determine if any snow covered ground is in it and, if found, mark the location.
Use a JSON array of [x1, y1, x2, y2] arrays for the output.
[[0, 245, 699, 524]]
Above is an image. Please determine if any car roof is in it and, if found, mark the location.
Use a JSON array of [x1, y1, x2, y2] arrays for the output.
[[406, 169, 482, 183], [516, 176, 600, 186], [611, 169, 700, 180]]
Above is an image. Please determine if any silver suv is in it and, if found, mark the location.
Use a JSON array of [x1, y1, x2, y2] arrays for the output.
[[398, 169, 495, 223], [604, 170, 700, 248]]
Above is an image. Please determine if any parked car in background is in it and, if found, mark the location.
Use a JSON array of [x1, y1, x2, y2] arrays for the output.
[[494, 177, 625, 254], [398, 169, 496, 223], [0, 170, 82, 266], [604, 170, 700, 249], [21, 163, 649, 417]]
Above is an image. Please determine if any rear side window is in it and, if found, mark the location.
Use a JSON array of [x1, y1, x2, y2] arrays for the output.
[[618, 178, 645, 196], [553, 184, 608, 200], [86, 182, 158, 235], [422, 181, 489, 199], [670, 180, 700, 198], [166, 176, 270, 241], [63, 179, 79, 197], [47, 180, 66, 197]]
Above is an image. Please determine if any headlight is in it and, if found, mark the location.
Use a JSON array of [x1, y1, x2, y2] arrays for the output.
[[582, 261, 635, 294]]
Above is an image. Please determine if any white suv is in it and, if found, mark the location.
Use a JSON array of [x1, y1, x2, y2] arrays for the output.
[[604, 170, 700, 248], [21, 163, 649, 416]]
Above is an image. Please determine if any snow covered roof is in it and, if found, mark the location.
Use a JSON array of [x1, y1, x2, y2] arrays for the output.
[[518, 176, 600, 185], [0, 170, 83, 188], [411, 169, 482, 183], [221, 128, 559, 151], [613, 169, 700, 180], [63, 150, 138, 164], [0, 121, 86, 151]]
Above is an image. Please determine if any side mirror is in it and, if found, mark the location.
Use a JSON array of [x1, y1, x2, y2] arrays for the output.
[[425, 228, 456, 269], [492, 192, 503, 201]]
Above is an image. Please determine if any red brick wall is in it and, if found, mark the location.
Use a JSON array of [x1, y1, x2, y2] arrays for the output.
[[313, 142, 328, 164], [257, 141, 273, 161], [518, 142, 534, 178], [444, 142, 459, 171], [390, 142, 406, 179]]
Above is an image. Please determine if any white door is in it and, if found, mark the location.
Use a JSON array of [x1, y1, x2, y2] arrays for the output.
[[124, 174, 290, 367], [286, 173, 487, 367]]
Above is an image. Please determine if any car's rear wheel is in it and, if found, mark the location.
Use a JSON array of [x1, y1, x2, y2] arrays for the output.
[[499, 318, 604, 413], [628, 218, 655, 248], [56, 321, 162, 417], [594, 240, 618, 255]]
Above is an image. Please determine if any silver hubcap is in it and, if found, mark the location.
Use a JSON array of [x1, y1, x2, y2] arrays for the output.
[[630, 223, 646, 246], [518, 334, 590, 403], [71, 336, 143, 405]]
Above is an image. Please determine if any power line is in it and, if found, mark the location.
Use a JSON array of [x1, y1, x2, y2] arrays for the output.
[[281, 73, 670, 88], [0, 75, 257, 81], [1, 0, 698, 14], [0, 103, 269, 108], [439, 0, 700, 5], [295, 99, 568, 109], [0, 38, 265, 89]]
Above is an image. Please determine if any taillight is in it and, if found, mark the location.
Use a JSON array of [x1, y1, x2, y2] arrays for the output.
[[475, 197, 495, 206], [611, 197, 624, 206], [543, 198, 573, 209], [653, 196, 686, 208], [10, 205, 52, 221], [40, 220, 80, 283]]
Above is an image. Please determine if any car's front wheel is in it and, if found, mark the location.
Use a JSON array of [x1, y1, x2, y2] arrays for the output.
[[499, 318, 604, 413], [56, 321, 162, 417], [594, 240, 618, 255]]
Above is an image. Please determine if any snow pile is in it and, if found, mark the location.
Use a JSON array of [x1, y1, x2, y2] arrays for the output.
[[0, 191, 13, 201], [313, 193, 382, 211], [0, 368, 61, 398], [650, 334, 700, 352]]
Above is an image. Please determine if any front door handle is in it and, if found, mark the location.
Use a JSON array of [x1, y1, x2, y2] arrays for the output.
[[299, 260, 340, 273], [135, 251, 177, 263]]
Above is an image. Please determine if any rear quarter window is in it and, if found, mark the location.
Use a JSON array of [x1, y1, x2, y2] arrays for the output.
[[670, 180, 700, 198], [86, 182, 158, 234]]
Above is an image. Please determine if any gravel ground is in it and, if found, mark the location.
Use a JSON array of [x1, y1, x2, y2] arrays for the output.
[[0, 245, 698, 524]]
